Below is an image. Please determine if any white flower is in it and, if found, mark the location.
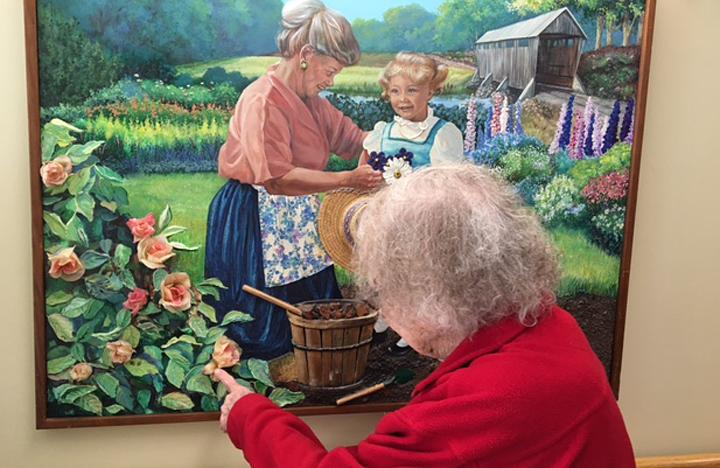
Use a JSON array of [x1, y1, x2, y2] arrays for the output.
[[383, 158, 412, 185]]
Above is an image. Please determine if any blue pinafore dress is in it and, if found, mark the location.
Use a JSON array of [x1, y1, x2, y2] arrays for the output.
[[380, 119, 448, 169]]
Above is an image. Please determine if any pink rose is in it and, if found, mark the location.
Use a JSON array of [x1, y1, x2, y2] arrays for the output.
[[126, 213, 156, 242], [47, 247, 86, 282], [106, 340, 134, 365], [159, 272, 192, 313], [137, 236, 175, 269], [123, 288, 149, 316], [212, 336, 241, 369], [40, 156, 73, 188], [69, 363, 93, 382]]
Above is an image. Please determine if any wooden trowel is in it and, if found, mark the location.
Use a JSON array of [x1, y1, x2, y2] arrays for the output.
[[336, 368, 415, 406]]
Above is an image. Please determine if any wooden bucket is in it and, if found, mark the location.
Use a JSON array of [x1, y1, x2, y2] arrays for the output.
[[287, 299, 378, 388]]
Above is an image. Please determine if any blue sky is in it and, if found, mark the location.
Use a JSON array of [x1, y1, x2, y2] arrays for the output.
[[287, 1, 446, 22]]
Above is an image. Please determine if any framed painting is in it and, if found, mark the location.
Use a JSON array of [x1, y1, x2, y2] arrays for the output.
[[25, 0, 656, 428]]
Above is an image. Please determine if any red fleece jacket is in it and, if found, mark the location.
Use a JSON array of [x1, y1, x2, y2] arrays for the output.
[[226, 306, 635, 467]]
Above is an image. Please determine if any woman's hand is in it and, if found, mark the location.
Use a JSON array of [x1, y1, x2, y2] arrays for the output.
[[215, 369, 253, 432], [346, 164, 384, 190]]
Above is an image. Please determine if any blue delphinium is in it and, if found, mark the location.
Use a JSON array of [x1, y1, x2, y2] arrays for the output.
[[559, 95, 575, 150], [602, 100, 621, 154], [583, 111, 596, 157], [619, 99, 635, 142]]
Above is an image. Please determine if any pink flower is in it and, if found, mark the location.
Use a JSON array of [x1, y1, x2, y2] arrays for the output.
[[123, 288, 149, 316], [106, 340, 134, 365], [212, 336, 241, 369], [40, 156, 73, 188], [126, 213, 156, 242], [69, 363, 93, 382], [47, 247, 85, 282], [159, 272, 192, 313], [137, 236, 175, 269]]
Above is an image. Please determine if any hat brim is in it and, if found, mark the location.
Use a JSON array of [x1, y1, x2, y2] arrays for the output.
[[318, 188, 371, 272]]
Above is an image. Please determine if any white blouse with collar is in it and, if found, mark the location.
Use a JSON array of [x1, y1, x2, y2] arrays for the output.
[[362, 107, 466, 165]]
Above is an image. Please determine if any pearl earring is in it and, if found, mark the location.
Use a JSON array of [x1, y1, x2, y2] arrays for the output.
[[300, 60, 308, 70]]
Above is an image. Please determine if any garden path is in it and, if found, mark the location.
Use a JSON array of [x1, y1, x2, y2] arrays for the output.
[[534, 89, 619, 119]]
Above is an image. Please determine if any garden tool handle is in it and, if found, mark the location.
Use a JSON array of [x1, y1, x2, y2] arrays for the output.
[[336, 382, 387, 406], [241, 285, 303, 317]]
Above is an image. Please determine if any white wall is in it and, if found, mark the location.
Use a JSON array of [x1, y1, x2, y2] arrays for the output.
[[0, 1, 718, 465]]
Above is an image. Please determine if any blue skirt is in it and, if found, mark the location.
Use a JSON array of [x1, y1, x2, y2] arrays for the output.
[[204, 180, 342, 360]]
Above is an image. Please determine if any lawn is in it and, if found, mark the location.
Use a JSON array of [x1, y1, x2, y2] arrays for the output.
[[178, 54, 474, 96], [124, 173, 620, 298]]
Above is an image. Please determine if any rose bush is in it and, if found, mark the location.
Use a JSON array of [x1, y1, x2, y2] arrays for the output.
[[41, 119, 303, 417]]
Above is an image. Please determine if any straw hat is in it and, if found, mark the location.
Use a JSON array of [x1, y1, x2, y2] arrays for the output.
[[318, 188, 371, 272]]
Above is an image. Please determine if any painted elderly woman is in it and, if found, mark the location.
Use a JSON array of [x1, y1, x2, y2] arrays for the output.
[[215, 165, 635, 466], [205, 0, 382, 359]]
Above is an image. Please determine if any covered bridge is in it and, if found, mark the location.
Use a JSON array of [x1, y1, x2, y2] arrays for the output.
[[475, 8, 587, 95]]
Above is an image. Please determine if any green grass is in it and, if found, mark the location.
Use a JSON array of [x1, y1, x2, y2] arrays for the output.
[[124, 173, 226, 282], [123, 174, 620, 297], [178, 54, 474, 96], [551, 226, 620, 297]]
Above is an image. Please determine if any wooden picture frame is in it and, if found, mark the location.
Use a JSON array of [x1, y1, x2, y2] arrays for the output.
[[25, 0, 656, 428]]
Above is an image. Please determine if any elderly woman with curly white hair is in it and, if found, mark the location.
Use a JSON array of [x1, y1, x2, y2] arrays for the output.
[[215, 164, 635, 467]]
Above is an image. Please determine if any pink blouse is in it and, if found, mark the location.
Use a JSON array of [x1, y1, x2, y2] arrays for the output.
[[218, 71, 365, 184]]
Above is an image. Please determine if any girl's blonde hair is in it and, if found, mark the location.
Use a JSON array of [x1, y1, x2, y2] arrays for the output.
[[277, 0, 361, 66], [379, 52, 450, 100]]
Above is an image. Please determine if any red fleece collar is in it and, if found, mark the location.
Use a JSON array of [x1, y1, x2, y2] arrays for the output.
[[411, 312, 541, 397]]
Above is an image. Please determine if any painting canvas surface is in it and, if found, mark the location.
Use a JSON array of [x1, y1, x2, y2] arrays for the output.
[[30, 0, 652, 426]]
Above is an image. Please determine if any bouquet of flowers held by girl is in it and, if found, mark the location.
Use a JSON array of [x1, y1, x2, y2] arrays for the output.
[[368, 147, 414, 184]]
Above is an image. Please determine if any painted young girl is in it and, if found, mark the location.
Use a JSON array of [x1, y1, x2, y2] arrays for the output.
[[364, 52, 465, 354]]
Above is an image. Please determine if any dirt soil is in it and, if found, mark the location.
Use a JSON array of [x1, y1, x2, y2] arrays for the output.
[[271, 293, 617, 408]]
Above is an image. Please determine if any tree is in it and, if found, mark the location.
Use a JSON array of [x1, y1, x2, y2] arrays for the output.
[[383, 4, 438, 52], [436, 0, 520, 51], [37, 4, 122, 106], [352, 18, 393, 52]]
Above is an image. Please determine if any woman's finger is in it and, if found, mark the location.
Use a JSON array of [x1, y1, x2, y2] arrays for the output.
[[214, 369, 241, 391]]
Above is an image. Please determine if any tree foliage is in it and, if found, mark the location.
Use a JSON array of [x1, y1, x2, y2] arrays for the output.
[[435, 0, 521, 51]]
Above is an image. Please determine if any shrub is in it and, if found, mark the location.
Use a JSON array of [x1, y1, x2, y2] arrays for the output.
[[467, 134, 545, 168], [590, 204, 626, 255], [568, 143, 632, 188], [201, 67, 252, 92], [534, 175, 585, 226], [173, 74, 195, 88], [38, 5, 122, 106], [577, 47, 640, 100], [83, 79, 145, 108], [515, 178, 541, 207], [582, 171, 629, 206], [325, 155, 359, 172], [497, 147, 553, 184], [41, 104, 88, 126], [553, 150, 576, 175]]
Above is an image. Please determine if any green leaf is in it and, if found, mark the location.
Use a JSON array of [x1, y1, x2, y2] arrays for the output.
[[119, 270, 137, 290], [137, 389, 151, 409], [99, 239, 113, 253], [67, 167, 93, 196], [61, 297, 94, 318], [195, 285, 220, 301], [196, 346, 213, 366], [49, 118, 82, 134], [235, 378, 254, 392], [94, 165, 124, 183], [188, 315, 208, 338], [197, 302, 217, 323], [158, 205, 173, 232], [143, 345, 163, 363], [158, 225, 187, 238], [165, 360, 186, 388], [198, 278, 227, 289], [95, 373, 119, 398], [65, 141, 104, 165], [116, 386, 135, 411], [201, 395, 220, 412], [124, 359, 159, 377], [75, 393, 103, 415], [70, 342, 85, 362], [80, 250, 110, 270], [48, 314, 74, 342], [186, 374, 214, 396], [203, 327, 226, 345], [161, 392, 194, 411], [91, 326, 123, 341], [53, 384, 96, 404], [116, 309, 132, 329], [161, 335, 200, 349], [268, 388, 305, 407], [121, 325, 141, 348], [141, 302, 161, 316], [221, 310, 254, 326], [70, 193, 96, 221], [247, 359, 274, 388], [169, 241, 200, 251], [113, 244, 132, 269], [163, 349, 192, 370], [43, 211, 67, 238], [46, 290, 74, 306], [65, 215, 89, 247], [153, 269, 169, 291], [47, 354, 76, 374], [105, 404, 125, 415]]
